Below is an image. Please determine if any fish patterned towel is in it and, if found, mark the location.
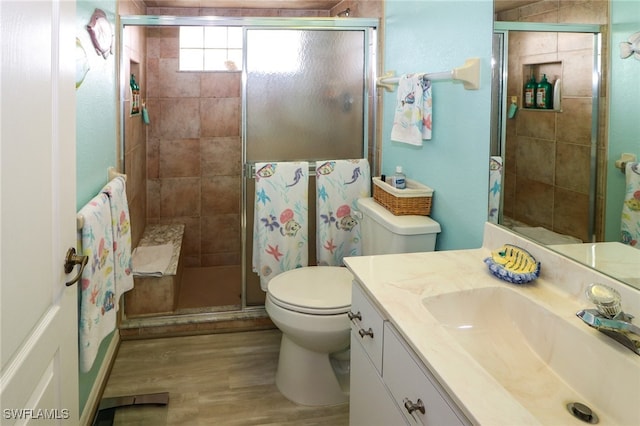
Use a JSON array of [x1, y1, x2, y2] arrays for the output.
[[621, 162, 640, 249], [390, 74, 432, 146], [488, 156, 503, 224], [78, 193, 117, 373], [253, 162, 309, 290], [316, 159, 371, 266], [101, 176, 134, 310]]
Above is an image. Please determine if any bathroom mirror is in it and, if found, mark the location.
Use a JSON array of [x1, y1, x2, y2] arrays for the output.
[[492, 0, 640, 290]]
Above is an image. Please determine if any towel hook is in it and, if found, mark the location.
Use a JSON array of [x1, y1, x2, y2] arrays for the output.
[[64, 247, 88, 286]]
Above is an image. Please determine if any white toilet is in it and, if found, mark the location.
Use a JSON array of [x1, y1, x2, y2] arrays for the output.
[[265, 197, 441, 406]]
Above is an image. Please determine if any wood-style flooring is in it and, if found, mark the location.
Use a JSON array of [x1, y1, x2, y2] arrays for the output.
[[101, 329, 349, 425]]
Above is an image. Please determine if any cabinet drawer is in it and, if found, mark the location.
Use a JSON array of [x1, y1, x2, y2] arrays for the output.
[[383, 323, 469, 426], [350, 281, 386, 374]]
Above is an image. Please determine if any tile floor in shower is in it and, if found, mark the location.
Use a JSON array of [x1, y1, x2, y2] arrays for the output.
[[176, 266, 242, 313]]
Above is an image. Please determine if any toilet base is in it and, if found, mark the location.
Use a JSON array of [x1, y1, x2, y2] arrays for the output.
[[275, 334, 349, 406]]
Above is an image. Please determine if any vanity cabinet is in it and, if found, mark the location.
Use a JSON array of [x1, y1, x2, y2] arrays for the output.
[[350, 281, 470, 426]]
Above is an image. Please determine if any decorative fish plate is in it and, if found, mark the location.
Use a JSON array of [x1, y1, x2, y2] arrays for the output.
[[484, 244, 541, 284]]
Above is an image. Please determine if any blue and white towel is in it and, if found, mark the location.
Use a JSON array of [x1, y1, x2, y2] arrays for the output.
[[78, 193, 117, 373], [390, 74, 432, 146], [621, 161, 640, 249], [488, 156, 503, 224], [253, 162, 309, 290], [316, 159, 371, 266], [101, 176, 134, 310]]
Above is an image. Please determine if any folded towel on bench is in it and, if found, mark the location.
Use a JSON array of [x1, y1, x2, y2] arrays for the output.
[[132, 244, 174, 277]]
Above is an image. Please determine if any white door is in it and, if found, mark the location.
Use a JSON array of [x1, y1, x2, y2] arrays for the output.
[[1, 1, 79, 424]]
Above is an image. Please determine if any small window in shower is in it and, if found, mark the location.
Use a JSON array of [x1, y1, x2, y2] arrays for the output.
[[179, 26, 243, 72]]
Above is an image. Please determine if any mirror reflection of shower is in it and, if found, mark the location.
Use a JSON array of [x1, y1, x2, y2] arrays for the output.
[[493, 25, 602, 246]]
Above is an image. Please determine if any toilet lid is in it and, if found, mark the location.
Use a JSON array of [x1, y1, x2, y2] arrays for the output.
[[267, 266, 353, 315]]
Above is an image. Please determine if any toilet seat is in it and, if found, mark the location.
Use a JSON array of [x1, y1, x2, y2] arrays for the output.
[[267, 266, 353, 315]]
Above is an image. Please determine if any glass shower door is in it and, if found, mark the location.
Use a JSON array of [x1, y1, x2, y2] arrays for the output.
[[243, 28, 368, 305]]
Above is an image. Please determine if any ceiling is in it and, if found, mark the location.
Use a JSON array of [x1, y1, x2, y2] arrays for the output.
[[144, 0, 541, 14], [494, 0, 540, 13]]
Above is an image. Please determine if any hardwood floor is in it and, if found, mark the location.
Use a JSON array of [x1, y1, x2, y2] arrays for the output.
[[101, 329, 349, 425]]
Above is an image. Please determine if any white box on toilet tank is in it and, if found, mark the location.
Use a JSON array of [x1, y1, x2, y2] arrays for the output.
[[357, 197, 441, 255]]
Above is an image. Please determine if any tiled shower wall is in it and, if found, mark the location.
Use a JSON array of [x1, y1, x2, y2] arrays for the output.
[[145, 27, 242, 268], [497, 0, 609, 242]]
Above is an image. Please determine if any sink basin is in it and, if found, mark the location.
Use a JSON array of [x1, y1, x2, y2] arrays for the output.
[[422, 286, 640, 425]]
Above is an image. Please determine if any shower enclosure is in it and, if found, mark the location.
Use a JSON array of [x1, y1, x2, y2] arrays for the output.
[[119, 16, 378, 325]]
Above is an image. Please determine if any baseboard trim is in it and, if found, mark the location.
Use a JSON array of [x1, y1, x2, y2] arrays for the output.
[[80, 332, 120, 426]]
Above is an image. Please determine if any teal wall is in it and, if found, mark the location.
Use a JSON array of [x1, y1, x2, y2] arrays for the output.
[[76, 0, 118, 415], [76, 0, 118, 211], [382, 0, 494, 250], [605, 0, 640, 241]]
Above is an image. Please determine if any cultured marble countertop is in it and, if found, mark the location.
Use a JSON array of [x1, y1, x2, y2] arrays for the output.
[[344, 223, 640, 425]]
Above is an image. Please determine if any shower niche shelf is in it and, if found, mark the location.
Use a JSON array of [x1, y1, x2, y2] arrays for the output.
[[521, 60, 563, 112]]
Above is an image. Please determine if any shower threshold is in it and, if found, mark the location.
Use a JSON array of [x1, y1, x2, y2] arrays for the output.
[[119, 307, 274, 340]]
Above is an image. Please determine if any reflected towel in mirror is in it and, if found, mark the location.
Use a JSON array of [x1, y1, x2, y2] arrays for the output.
[[621, 162, 640, 248]]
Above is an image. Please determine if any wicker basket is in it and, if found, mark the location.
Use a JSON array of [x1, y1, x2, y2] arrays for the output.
[[372, 177, 433, 216]]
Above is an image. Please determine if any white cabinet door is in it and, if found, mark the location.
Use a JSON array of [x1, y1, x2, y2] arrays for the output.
[[1, 0, 79, 423], [350, 338, 407, 426], [383, 324, 469, 426]]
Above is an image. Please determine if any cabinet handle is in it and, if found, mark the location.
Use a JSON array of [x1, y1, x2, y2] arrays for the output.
[[358, 327, 374, 338], [348, 311, 362, 321], [404, 398, 425, 415]]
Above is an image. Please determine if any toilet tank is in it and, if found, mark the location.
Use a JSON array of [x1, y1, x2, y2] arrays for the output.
[[357, 197, 441, 255]]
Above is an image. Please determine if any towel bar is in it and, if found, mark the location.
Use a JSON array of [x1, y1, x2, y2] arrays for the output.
[[377, 57, 481, 92], [77, 168, 127, 229], [245, 162, 317, 178], [615, 153, 637, 174]]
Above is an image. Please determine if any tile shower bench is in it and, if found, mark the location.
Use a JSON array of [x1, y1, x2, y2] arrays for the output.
[[124, 224, 185, 317]]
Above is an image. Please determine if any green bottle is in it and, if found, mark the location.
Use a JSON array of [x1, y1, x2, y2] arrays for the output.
[[130, 74, 140, 114], [524, 75, 537, 108], [535, 74, 553, 109]]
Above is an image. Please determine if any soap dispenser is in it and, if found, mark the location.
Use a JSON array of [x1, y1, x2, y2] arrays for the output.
[[391, 166, 406, 189]]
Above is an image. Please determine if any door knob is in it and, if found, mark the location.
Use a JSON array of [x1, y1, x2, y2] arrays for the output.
[[64, 247, 88, 286]]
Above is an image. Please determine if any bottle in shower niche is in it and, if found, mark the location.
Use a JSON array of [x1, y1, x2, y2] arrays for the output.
[[130, 74, 140, 115], [535, 74, 553, 109], [391, 166, 406, 189], [524, 75, 537, 108]]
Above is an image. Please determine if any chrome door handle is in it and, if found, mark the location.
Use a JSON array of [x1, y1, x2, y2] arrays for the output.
[[64, 247, 88, 286]]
